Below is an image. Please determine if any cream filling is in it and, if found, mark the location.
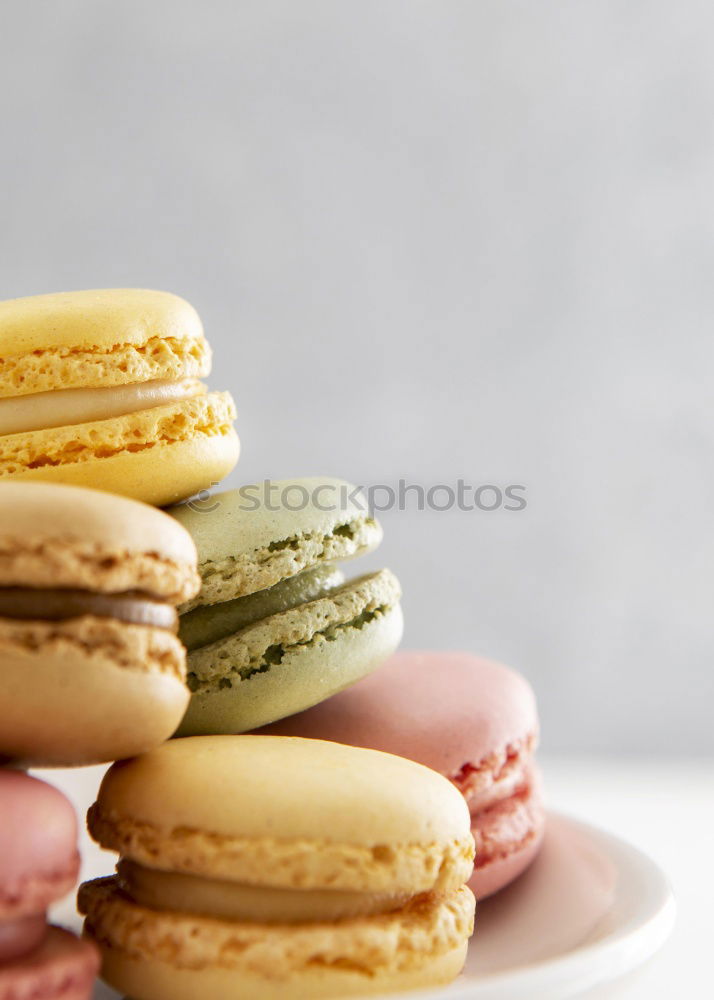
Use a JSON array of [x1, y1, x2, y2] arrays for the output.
[[0, 378, 205, 436], [117, 860, 411, 924], [179, 564, 346, 652]]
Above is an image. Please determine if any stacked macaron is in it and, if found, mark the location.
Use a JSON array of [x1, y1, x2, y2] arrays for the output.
[[0, 478, 201, 997], [0, 289, 239, 505], [0, 771, 98, 1000], [0, 289, 231, 999], [0, 286, 546, 999]]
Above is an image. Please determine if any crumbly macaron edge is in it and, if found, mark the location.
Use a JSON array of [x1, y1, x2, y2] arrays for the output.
[[471, 768, 545, 868], [0, 336, 211, 398], [449, 732, 539, 813], [0, 392, 236, 476], [79, 878, 475, 976], [0, 540, 200, 604], [186, 569, 401, 693], [0, 617, 187, 681], [181, 516, 383, 612], [86, 807, 475, 895]]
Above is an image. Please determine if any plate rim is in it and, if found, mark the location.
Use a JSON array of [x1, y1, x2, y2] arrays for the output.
[[370, 810, 676, 1000]]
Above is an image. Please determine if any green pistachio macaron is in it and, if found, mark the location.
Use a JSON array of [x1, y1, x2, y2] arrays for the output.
[[168, 478, 403, 735]]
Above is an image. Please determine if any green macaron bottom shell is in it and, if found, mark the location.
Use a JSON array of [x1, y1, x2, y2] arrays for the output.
[[179, 564, 345, 652], [175, 571, 403, 736]]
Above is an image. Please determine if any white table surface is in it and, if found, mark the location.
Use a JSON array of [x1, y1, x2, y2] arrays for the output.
[[40, 755, 709, 1000]]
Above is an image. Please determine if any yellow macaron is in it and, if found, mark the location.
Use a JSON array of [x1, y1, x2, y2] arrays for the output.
[[0, 482, 200, 766], [79, 735, 476, 999], [0, 289, 239, 506]]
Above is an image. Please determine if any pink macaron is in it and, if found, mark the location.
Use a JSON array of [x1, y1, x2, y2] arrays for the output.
[[257, 651, 545, 899], [0, 771, 98, 998]]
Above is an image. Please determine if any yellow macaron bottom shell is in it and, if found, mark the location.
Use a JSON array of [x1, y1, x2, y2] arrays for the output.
[[94, 942, 469, 1000], [0, 377, 205, 436], [79, 877, 474, 1000], [0, 390, 234, 472], [0, 616, 189, 767], [0, 394, 239, 506], [117, 861, 412, 923]]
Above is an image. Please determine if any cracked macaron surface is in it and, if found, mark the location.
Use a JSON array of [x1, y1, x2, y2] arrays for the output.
[[79, 735, 475, 1000], [258, 650, 546, 899], [168, 478, 403, 735], [0, 288, 239, 506], [0, 481, 200, 766]]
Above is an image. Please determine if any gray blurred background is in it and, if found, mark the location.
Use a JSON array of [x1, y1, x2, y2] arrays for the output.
[[1, 1, 711, 754]]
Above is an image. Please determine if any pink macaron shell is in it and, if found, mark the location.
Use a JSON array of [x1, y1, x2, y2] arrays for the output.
[[0, 771, 79, 919], [257, 650, 539, 798], [470, 826, 545, 900], [0, 916, 47, 964], [470, 767, 546, 899], [0, 926, 99, 1000]]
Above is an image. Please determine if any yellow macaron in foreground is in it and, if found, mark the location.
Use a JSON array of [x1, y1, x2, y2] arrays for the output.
[[0, 288, 239, 505], [79, 735, 476, 999]]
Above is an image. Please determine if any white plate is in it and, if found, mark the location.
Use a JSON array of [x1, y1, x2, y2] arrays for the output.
[[377, 813, 675, 1000], [54, 810, 673, 1000]]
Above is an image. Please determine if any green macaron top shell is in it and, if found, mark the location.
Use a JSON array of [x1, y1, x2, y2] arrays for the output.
[[168, 478, 382, 611]]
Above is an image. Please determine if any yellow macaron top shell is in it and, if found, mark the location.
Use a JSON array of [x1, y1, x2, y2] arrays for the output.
[[0, 481, 200, 603], [88, 735, 475, 894], [0, 288, 211, 398]]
